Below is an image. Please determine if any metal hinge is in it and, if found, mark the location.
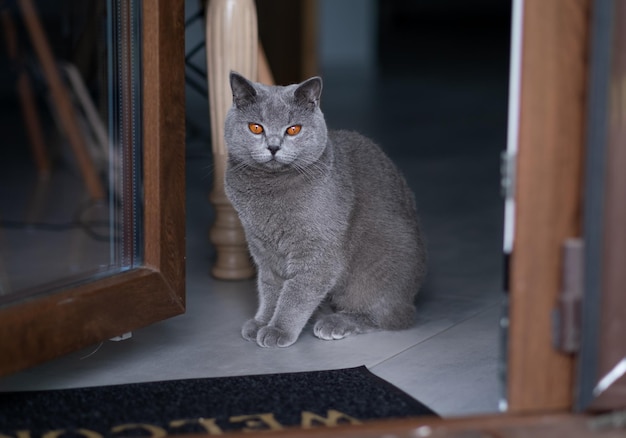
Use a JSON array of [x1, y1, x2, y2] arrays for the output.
[[500, 151, 516, 199], [552, 238, 584, 353]]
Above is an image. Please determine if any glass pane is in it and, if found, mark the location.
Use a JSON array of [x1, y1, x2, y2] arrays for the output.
[[0, 0, 142, 304]]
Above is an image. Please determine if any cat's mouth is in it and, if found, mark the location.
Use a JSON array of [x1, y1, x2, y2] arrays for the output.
[[252, 152, 294, 170], [248, 156, 287, 172], [263, 158, 290, 171]]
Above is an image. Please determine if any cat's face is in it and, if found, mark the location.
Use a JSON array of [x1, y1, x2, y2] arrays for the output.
[[225, 73, 328, 171]]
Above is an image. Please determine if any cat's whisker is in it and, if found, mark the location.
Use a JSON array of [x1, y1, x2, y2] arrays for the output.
[[227, 159, 252, 175], [276, 150, 331, 184], [201, 163, 216, 180], [297, 160, 330, 184], [292, 162, 321, 185]]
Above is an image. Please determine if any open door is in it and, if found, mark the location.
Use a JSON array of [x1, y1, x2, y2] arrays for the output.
[[0, 0, 185, 377], [505, 0, 589, 412]]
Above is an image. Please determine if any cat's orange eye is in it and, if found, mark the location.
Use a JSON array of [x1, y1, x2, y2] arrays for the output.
[[248, 123, 264, 134], [286, 125, 302, 136]]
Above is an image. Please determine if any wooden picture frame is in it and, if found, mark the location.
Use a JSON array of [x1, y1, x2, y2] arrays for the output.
[[0, 0, 186, 377]]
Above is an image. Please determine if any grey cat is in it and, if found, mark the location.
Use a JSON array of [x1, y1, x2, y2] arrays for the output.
[[224, 72, 426, 348]]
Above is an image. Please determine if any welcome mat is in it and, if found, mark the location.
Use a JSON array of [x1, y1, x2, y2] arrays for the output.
[[0, 366, 436, 436]]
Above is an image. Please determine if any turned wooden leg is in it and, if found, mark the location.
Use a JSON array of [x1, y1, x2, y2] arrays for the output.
[[205, 0, 257, 279]]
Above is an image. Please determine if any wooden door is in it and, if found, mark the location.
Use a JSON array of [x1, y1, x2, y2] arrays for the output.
[[507, 0, 626, 414], [0, 0, 186, 377], [505, 0, 590, 412]]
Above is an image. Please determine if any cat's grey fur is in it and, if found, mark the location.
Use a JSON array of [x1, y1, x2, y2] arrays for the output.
[[224, 72, 426, 348]]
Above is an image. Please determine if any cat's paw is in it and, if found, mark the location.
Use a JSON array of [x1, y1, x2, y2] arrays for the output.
[[242, 319, 266, 342], [256, 325, 298, 348], [313, 314, 358, 340]]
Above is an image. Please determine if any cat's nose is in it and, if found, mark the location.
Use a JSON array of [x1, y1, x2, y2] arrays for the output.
[[267, 145, 280, 156]]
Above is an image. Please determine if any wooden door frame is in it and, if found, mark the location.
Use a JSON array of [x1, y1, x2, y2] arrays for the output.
[[506, 0, 590, 413], [0, 0, 186, 377], [213, 413, 612, 438]]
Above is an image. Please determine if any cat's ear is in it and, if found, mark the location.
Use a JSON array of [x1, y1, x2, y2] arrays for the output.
[[230, 71, 257, 108], [294, 76, 323, 109]]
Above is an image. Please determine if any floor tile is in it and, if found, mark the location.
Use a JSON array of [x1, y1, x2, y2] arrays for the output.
[[371, 304, 503, 417], [0, 274, 496, 392]]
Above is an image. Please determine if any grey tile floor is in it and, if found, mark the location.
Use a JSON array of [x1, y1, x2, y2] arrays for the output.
[[0, 57, 508, 417]]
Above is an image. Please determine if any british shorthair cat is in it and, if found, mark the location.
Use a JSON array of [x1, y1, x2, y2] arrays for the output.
[[223, 72, 426, 347]]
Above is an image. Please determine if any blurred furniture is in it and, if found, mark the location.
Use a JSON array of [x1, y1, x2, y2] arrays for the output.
[[1, 0, 105, 199], [1, 3, 49, 177], [0, 0, 186, 377]]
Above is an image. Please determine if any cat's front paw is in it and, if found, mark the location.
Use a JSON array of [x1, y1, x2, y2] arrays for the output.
[[256, 325, 298, 348], [313, 314, 358, 340], [242, 319, 266, 342]]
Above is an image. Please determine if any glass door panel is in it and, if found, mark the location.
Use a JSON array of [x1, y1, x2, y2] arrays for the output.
[[0, 0, 142, 303], [0, 0, 185, 378]]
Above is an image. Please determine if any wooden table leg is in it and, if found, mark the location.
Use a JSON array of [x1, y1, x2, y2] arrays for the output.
[[205, 0, 257, 279]]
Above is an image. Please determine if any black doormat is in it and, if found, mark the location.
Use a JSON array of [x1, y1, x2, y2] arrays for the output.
[[0, 366, 436, 436]]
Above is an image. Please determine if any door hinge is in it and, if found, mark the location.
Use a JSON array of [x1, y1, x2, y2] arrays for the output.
[[500, 151, 516, 199], [552, 238, 584, 353]]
